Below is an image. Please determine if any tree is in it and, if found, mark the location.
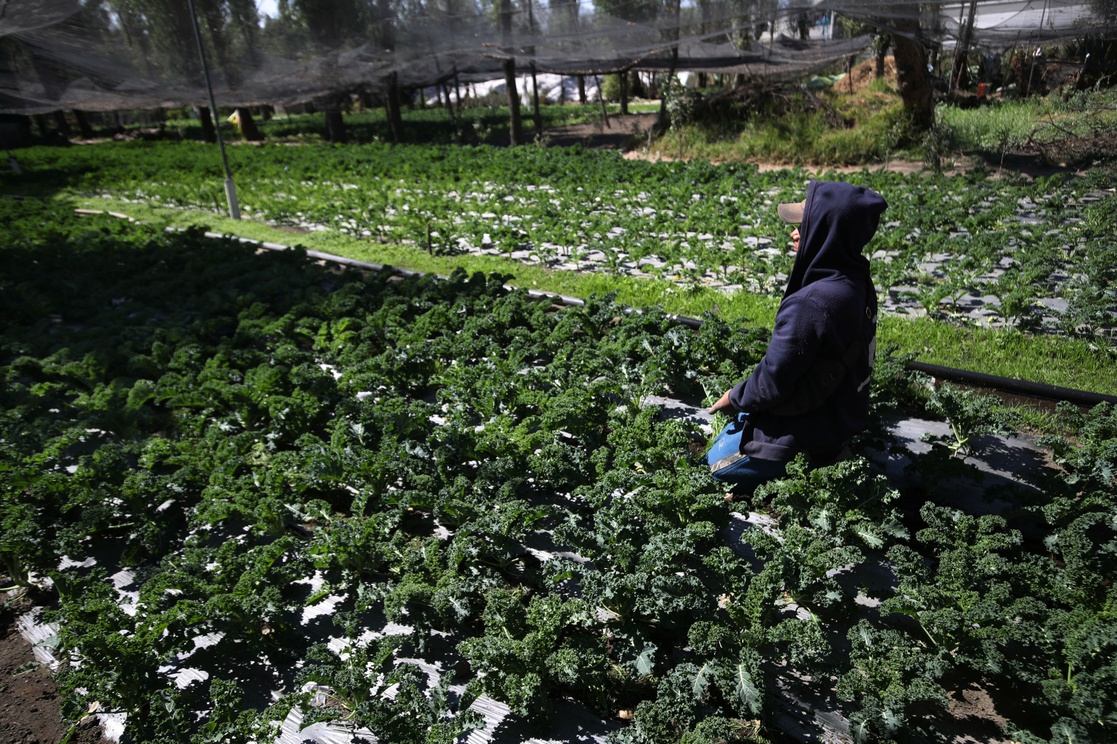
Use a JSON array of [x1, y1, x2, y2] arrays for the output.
[[596, 0, 658, 23], [950, 0, 979, 91], [838, 15, 891, 79], [833, 7, 934, 130], [891, 12, 934, 131], [1088, 0, 1117, 24], [499, 0, 523, 145], [116, 0, 216, 137], [654, 0, 682, 132], [225, 0, 267, 140], [374, 0, 404, 143], [873, 32, 892, 79], [185, 0, 272, 142], [548, 0, 582, 102], [290, 0, 375, 142]]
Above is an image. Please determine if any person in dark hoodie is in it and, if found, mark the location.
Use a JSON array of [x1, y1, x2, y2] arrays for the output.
[[706, 180, 887, 494]]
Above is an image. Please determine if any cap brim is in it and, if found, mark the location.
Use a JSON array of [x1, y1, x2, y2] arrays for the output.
[[777, 200, 805, 223]]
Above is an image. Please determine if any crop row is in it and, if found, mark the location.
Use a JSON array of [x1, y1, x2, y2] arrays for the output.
[[5, 141, 1116, 340], [1, 198, 1114, 743]]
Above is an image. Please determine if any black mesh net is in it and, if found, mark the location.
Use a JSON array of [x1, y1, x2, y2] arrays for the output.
[[1, 0, 1114, 115]]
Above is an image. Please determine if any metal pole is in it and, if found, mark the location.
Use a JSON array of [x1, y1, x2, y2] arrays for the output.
[[186, 0, 240, 220]]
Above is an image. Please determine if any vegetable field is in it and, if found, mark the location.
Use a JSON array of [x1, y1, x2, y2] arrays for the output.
[[2, 192, 1115, 744], [7, 141, 1117, 345]]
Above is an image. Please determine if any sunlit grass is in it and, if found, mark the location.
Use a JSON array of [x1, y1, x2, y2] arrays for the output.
[[938, 87, 1117, 163], [648, 78, 914, 165], [938, 99, 1044, 152]]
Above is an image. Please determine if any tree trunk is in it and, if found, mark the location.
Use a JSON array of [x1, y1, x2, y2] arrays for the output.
[[619, 71, 629, 115], [578, 75, 587, 104], [199, 106, 216, 143], [4, 116, 33, 148], [453, 71, 463, 122], [595, 75, 610, 126], [504, 58, 523, 146], [530, 62, 543, 134], [892, 27, 934, 131], [952, 0, 979, 92], [631, 72, 645, 98], [499, 0, 521, 145], [74, 110, 94, 139], [235, 108, 264, 141], [324, 108, 346, 143], [52, 111, 72, 138], [656, 0, 683, 133], [385, 72, 404, 144], [442, 80, 460, 142], [953, 55, 970, 92], [376, 0, 402, 136], [33, 115, 51, 140], [875, 36, 890, 78]]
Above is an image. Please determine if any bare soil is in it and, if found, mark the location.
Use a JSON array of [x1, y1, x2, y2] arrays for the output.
[[0, 596, 112, 744], [542, 111, 661, 150]]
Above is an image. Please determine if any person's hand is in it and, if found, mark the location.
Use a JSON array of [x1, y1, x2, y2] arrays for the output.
[[708, 388, 734, 414]]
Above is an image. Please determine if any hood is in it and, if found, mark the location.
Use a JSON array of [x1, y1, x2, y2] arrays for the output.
[[783, 180, 887, 298]]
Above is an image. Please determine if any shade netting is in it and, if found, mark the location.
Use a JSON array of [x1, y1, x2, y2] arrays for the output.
[[1, 0, 1114, 115]]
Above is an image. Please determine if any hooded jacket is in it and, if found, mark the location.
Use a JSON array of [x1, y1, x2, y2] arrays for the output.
[[727, 180, 887, 462]]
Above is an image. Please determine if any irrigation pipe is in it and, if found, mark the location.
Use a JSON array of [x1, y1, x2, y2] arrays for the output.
[[906, 360, 1117, 406]]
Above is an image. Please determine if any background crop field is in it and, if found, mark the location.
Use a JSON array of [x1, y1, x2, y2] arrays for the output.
[[4, 137, 1115, 393]]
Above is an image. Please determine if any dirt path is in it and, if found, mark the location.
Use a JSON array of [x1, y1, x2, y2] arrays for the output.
[[0, 597, 111, 744], [542, 112, 660, 150]]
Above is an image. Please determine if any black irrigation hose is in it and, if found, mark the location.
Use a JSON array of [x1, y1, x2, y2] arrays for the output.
[[64, 210, 1117, 410], [906, 360, 1117, 407]]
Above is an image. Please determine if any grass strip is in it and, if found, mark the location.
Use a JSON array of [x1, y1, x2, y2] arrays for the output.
[[69, 195, 1117, 396]]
